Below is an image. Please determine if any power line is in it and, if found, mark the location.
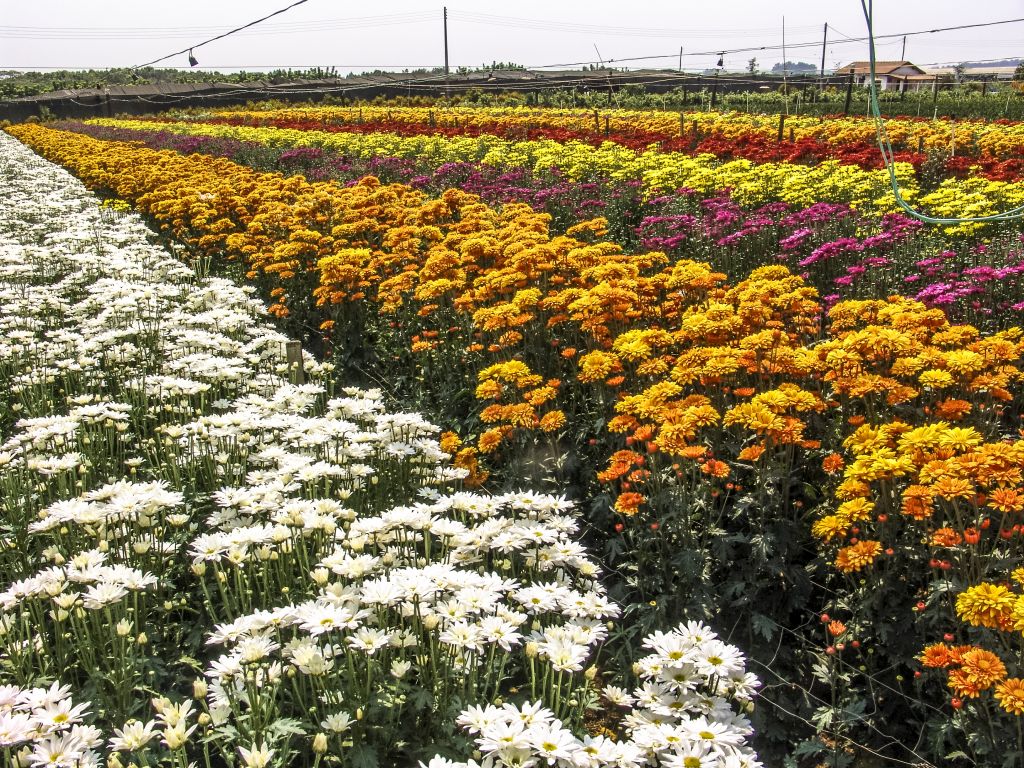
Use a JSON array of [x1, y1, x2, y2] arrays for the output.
[[0, 13, 434, 41], [519, 15, 1024, 70], [450, 11, 822, 40], [133, 0, 314, 70]]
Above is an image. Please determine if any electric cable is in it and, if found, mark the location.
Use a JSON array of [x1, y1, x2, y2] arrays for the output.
[[133, 0, 313, 70], [860, 0, 1024, 224]]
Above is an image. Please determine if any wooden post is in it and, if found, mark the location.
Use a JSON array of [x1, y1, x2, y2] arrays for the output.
[[710, 71, 719, 109], [777, 113, 785, 142], [932, 76, 939, 107], [679, 112, 685, 136], [917, 136, 924, 154], [789, 126, 795, 143], [594, 109, 600, 134], [604, 115, 610, 136], [843, 70, 854, 115], [285, 341, 306, 385]]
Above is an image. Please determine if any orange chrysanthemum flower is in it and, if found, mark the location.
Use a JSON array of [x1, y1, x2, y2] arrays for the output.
[[947, 668, 984, 699], [827, 620, 847, 637], [959, 648, 1007, 690], [930, 527, 963, 548], [614, 491, 646, 516], [955, 583, 1016, 630], [737, 444, 766, 462], [822, 453, 846, 474], [931, 476, 975, 501], [995, 678, 1024, 715], [538, 410, 567, 433], [701, 459, 730, 479], [834, 540, 882, 573], [988, 487, 1024, 514], [919, 643, 953, 669]]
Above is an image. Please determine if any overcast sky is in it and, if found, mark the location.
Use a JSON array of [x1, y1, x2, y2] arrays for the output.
[[2, 1, 1021, 73]]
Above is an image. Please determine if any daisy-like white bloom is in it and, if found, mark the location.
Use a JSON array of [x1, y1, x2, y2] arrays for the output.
[[526, 721, 578, 764], [234, 636, 280, 664], [18, 682, 73, 710], [0, 712, 35, 747], [297, 602, 365, 636], [455, 704, 499, 735], [603, 685, 635, 707], [108, 719, 159, 751], [31, 698, 91, 733], [79, 582, 130, 610], [238, 741, 276, 768], [345, 626, 392, 655], [476, 718, 530, 756], [693, 640, 746, 679], [28, 732, 85, 768], [321, 711, 353, 733], [438, 621, 484, 653]]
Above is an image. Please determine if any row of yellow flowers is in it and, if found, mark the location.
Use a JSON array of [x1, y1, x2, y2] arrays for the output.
[[11, 123, 1024, 732], [86, 116, 1024, 236], [194, 104, 1024, 158]]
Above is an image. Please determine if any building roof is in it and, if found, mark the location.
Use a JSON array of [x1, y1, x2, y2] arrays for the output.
[[838, 61, 926, 75]]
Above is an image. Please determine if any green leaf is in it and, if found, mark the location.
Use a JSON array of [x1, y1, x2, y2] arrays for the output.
[[349, 743, 380, 768], [751, 612, 776, 641], [268, 718, 307, 737]]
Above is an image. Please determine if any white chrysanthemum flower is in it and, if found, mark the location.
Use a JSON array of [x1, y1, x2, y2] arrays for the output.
[[108, 719, 159, 751]]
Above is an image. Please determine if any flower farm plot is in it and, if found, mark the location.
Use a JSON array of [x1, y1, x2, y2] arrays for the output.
[[0, 132, 763, 767], [7, 100, 1024, 767]]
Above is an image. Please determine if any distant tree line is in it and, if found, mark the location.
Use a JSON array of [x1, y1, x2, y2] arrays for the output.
[[0, 66, 352, 100]]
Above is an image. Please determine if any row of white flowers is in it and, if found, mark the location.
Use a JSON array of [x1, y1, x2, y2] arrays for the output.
[[0, 129, 760, 768]]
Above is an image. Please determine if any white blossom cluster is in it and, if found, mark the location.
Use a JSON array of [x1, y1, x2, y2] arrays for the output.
[[428, 622, 761, 768], [0, 682, 100, 768]]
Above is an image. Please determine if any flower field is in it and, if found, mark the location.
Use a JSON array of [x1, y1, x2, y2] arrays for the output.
[[4, 102, 1024, 767]]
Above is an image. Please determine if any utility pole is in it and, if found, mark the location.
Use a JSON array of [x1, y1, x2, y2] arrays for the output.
[[781, 16, 789, 112], [679, 46, 683, 73], [443, 6, 450, 100], [901, 35, 906, 61], [819, 22, 828, 91]]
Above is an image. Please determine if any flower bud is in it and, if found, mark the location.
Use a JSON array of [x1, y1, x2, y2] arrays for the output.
[[193, 679, 208, 699], [312, 733, 328, 754]]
